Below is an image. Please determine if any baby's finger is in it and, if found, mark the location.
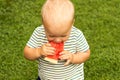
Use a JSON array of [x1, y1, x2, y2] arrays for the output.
[[64, 60, 71, 66], [59, 54, 69, 60], [45, 43, 52, 47], [47, 50, 55, 54], [45, 43, 55, 50], [48, 47, 55, 51], [45, 48, 56, 55], [60, 51, 67, 55]]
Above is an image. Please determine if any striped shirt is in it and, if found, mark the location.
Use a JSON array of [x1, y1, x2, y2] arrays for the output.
[[27, 25, 89, 80]]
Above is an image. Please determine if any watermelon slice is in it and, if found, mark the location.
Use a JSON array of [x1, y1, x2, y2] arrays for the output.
[[44, 41, 64, 64]]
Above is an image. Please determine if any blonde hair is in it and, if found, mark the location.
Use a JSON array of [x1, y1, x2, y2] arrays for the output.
[[41, 0, 74, 27]]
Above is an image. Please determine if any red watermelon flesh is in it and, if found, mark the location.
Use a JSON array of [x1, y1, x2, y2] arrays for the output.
[[44, 41, 64, 64], [49, 41, 64, 59]]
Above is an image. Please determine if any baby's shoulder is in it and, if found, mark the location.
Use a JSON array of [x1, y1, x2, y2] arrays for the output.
[[35, 25, 44, 31], [33, 25, 45, 35], [71, 26, 83, 35]]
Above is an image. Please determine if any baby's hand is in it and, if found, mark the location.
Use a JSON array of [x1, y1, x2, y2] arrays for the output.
[[40, 43, 55, 56], [59, 51, 74, 66]]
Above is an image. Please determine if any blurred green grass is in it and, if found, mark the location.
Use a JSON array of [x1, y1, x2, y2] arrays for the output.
[[0, 0, 120, 80]]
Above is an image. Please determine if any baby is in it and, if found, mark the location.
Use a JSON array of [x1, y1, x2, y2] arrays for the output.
[[24, 0, 90, 80]]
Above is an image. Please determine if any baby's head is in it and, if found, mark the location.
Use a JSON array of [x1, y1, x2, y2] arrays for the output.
[[41, 0, 74, 43]]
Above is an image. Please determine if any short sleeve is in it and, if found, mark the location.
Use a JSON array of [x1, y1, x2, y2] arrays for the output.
[[26, 27, 43, 48], [75, 30, 89, 52]]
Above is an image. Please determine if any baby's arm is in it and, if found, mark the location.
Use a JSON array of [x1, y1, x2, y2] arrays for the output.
[[24, 46, 41, 60], [23, 43, 55, 60], [72, 49, 90, 64], [59, 49, 90, 66]]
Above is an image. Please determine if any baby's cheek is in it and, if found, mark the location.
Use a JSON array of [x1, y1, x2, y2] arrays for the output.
[[47, 38, 54, 41], [62, 38, 68, 42]]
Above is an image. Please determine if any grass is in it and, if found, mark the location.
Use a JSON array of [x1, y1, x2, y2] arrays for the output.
[[0, 0, 120, 80]]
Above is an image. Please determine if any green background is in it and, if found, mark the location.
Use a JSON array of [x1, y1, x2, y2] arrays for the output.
[[0, 0, 120, 80]]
